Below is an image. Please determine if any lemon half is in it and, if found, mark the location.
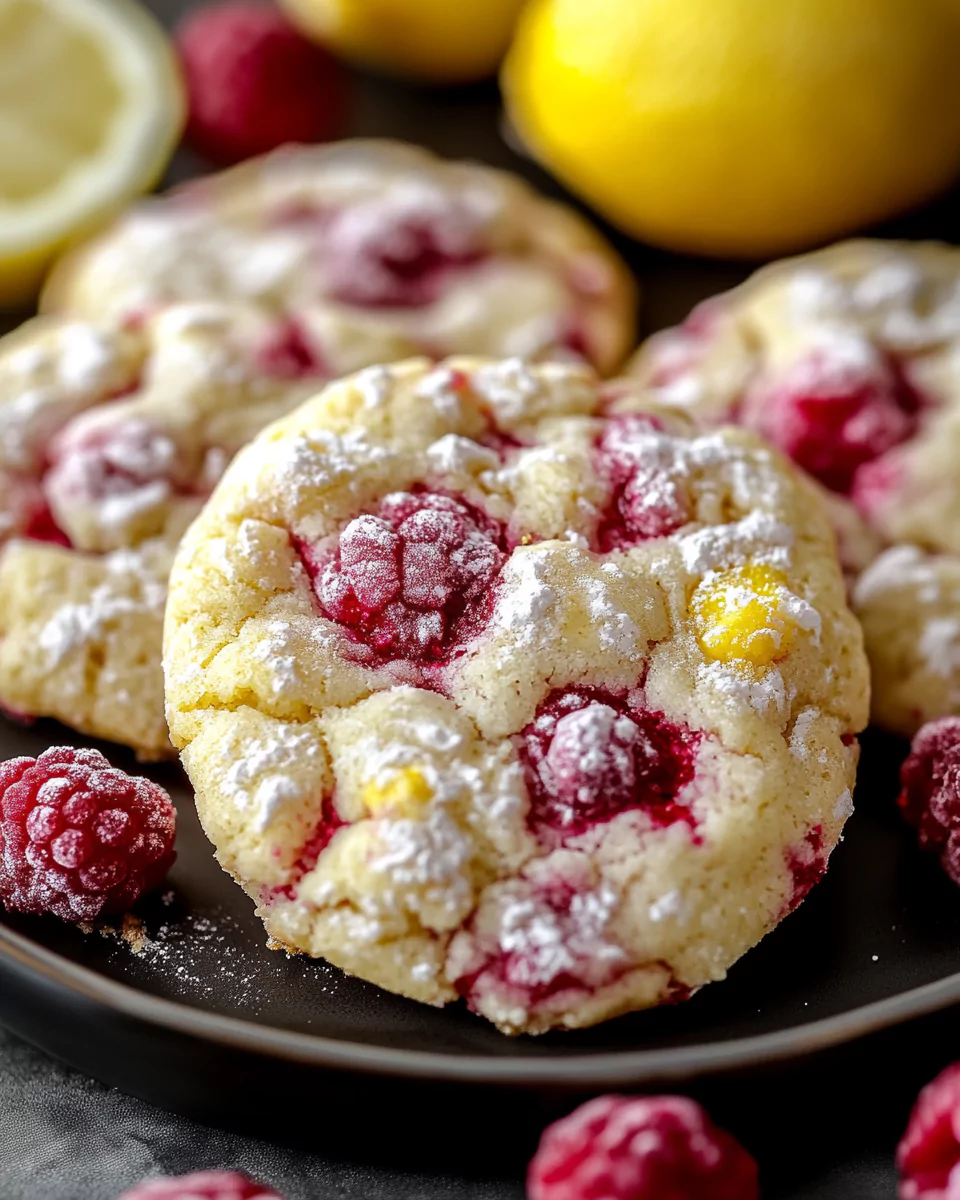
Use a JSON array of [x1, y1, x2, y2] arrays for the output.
[[0, 0, 184, 307]]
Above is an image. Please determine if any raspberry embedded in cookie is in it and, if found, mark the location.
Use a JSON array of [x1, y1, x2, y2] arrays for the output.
[[253, 318, 326, 380], [898, 1062, 960, 1200], [44, 413, 181, 522], [519, 689, 701, 838], [321, 191, 486, 308], [742, 347, 918, 494], [309, 491, 506, 662], [595, 415, 690, 550], [783, 826, 826, 914]]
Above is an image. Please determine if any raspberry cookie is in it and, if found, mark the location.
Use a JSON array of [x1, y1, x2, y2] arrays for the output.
[[42, 140, 636, 377], [630, 240, 960, 732], [163, 356, 868, 1034], [0, 306, 316, 757]]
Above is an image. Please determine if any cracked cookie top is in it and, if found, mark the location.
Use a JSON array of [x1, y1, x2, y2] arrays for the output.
[[0, 305, 316, 757], [164, 356, 868, 1034]]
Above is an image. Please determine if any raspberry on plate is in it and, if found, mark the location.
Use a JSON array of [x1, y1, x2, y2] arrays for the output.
[[116, 1172, 284, 1200], [175, 1, 345, 165], [162, 356, 867, 1034], [0, 746, 176, 924], [528, 1094, 759, 1200], [897, 1063, 960, 1200], [898, 717, 960, 886]]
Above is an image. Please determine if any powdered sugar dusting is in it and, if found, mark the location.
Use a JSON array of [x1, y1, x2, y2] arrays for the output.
[[221, 726, 322, 832]]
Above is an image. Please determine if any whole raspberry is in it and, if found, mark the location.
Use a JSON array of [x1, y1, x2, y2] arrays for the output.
[[175, 2, 345, 165], [898, 717, 960, 885], [116, 1171, 284, 1200], [528, 1094, 759, 1200], [0, 747, 176, 924], [897, 1063, 960, 1199]]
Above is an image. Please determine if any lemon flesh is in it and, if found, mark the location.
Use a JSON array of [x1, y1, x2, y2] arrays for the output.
[[0, 0, 184, 307]]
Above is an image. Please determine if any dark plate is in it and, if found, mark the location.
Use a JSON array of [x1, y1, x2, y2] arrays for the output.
[[4, 711, 960, 1110], [5, 0, 960, 1118]]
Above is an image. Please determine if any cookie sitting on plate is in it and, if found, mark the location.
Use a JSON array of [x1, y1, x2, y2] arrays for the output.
[[163, 356, 868, 1035], [0, 305, 320, 758], [629, 239, 960, 735], [41, 139, 637, 377]]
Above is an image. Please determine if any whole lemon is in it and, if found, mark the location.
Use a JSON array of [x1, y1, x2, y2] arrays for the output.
[[503, 0, 960, 257], [280, 0, 526, 82]]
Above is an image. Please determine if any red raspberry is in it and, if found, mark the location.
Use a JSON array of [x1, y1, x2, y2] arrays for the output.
[[898, 717, 960, 886], [741, 348, 917, 494], [0, 747, 176, 924], [519, 689, 700, 839], [321, 191, 486, 308], [175, 2, 345, 165], [528, 1094, 759, 1200], [253, 318, 326, 380], [897, 1063, 960, 1200], [595, 416, 689, 550], [116, 1171, 284, 1200], [308, 491, 505, 663], [782, 826, 826, 914]]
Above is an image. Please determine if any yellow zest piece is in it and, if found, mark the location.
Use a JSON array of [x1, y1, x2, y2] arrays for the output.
[[692, 565, 799, 667], [363, 767, 433, 817]]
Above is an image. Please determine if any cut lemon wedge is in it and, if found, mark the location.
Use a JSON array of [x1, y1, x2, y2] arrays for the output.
[[0, 0, 185, 308]]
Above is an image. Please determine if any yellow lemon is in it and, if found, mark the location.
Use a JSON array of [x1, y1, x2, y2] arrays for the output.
[[503, 0, 960, 258], [0, 0, 184, 309], [280, 0, 526, 82]]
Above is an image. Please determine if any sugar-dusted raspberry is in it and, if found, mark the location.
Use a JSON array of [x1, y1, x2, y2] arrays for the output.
[[742, 347, 917, 494], [519, 689, 701, 839], [44, 413, 182, 515], [175, 2, 345, 165], [899, 717, 960, 886], [595, 415, 690, 550], [452, 870, 630, 1013], [321, 189, 486, 308], [309, 491, 505, 663], [0, 747, 176, 924], [116, 1171, 284, 1200], [897, 1063, 960, 1200], [528, 1094, 759, 1200]]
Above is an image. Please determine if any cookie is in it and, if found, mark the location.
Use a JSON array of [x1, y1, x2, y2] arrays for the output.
[[163, 356, 868, 1034], [629, 239, 960, 732], [42, 139, 637, 377], [0, 305, 316, 757], [853, 546, 960, 737]]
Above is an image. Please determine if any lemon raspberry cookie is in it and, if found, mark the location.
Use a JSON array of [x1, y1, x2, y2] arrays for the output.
[[163, 356, 868, 1034], [42, 140, 636, 377], [0, 306, 318, 757], [630, 240, 960, 733]]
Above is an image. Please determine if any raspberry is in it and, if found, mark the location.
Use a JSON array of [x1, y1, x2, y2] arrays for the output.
[[253, 318, 326, 380], [741, 348, 917, 494], [308, 491, 505, 663], [0, 747, 176, 924], [116, 1171, 284, 1200], [595, 416, 689, 550], [45, 415, 181, 514], [899, 717, 960, 886], [783, 826, 826, 914], [519, 689, 701, 839], [897, 1063, 960, 1200], [528, 1094, 759, 1200], [321, 189, 486, 308], [5, 476, 69, 546], [175, 2, 345, 165]]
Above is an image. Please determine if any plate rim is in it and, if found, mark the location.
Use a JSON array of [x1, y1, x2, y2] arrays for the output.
[[3, 920, 960, 1086]]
